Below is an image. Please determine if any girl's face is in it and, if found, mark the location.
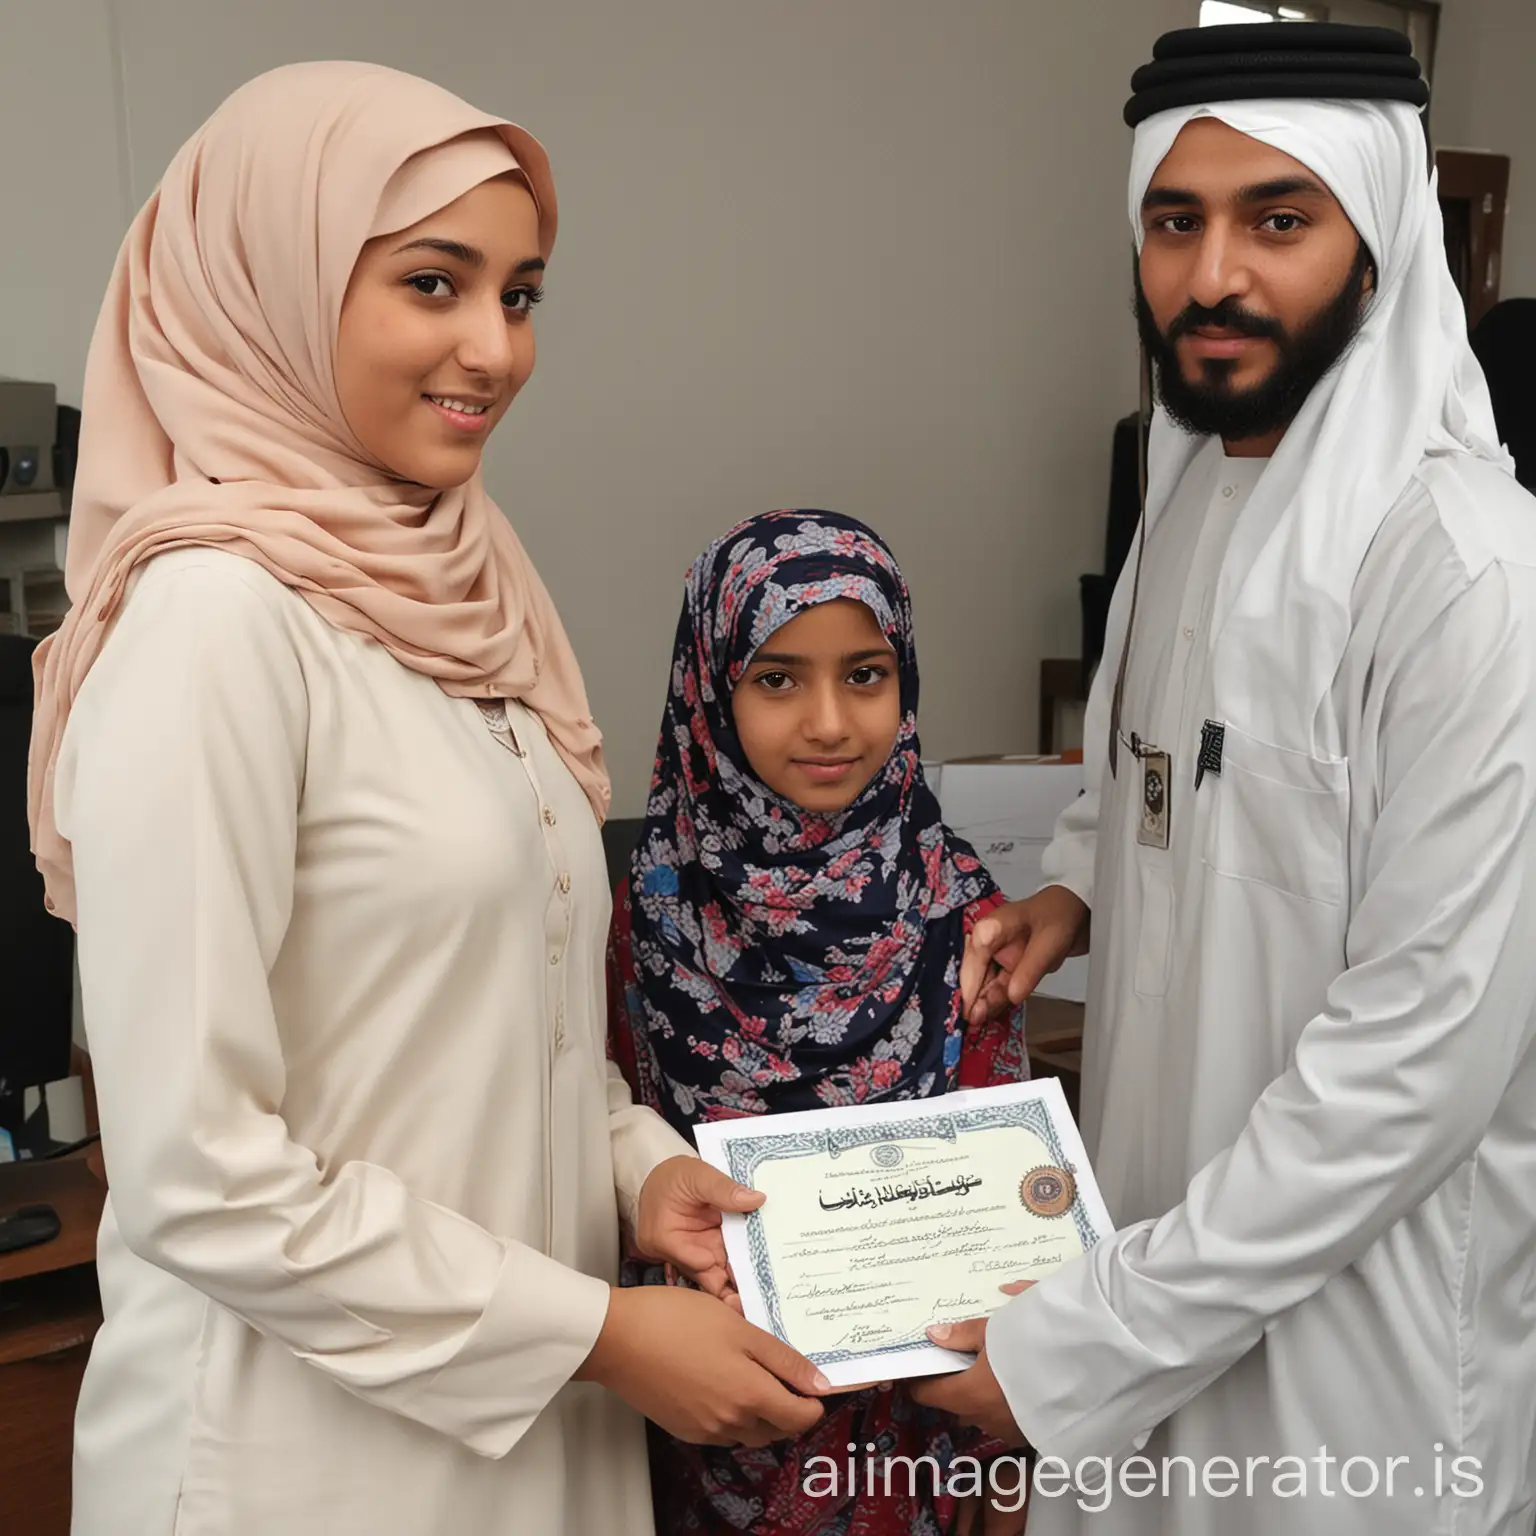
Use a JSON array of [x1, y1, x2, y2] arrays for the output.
[[336, 174, 544, 489], [731, 599, 901, 815]]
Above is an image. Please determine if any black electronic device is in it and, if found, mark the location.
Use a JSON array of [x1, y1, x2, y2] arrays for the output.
[[0, 633, 75, 1155], [0, 1201, 61, 1255]]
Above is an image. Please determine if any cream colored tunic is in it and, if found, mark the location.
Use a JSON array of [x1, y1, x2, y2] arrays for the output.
[[55, 548, 693, 1536]]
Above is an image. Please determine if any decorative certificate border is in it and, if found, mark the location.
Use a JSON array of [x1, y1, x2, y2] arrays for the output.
[[722, 1099, 1105, 1365]]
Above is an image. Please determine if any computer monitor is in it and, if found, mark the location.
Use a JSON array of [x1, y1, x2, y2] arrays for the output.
[[0, 633, 74, 1153]]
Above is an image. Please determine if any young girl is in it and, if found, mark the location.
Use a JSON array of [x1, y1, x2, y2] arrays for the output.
[[608, 509, 1030, 1534]]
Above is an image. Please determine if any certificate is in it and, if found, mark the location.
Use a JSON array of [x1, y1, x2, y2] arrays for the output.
[[694, 1078, 1112, 1388]]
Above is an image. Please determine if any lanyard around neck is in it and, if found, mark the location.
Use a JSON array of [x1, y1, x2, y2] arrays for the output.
[[1107, 344, 1153, 781]]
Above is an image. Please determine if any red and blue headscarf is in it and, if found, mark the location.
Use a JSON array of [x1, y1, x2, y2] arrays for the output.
[[625, 510, 999, 1131]]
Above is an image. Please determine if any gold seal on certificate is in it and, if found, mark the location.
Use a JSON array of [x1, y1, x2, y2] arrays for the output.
[[1020, 1165, 1076, 1217], [693, 1077, 1114, 1388]]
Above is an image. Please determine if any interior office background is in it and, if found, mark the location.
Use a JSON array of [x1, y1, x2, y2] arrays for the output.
[[3, 0, 1533, 821]]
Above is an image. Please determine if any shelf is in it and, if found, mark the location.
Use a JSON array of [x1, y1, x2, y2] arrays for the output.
[[0, 492, 65, 526], [0, 1266, 100, 1368]]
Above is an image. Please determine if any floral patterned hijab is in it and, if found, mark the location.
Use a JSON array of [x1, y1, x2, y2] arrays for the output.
[[625, 510, 998, 1129]]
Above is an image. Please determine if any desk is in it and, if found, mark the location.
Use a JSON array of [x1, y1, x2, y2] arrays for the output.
[[0, 1137, 105, 1534]]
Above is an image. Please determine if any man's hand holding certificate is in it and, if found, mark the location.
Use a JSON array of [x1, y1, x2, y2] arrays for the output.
[[694, 1077, 1112, 1389]]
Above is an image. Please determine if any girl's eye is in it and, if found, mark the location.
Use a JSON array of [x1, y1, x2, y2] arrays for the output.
[[1158, 214, 1200, 235], [503, 285, 545, 315], [755, 671, 795, 693], [1261, 212, 1306, 234], [407, 273, 454, 299], [848, 665, 890, 687]]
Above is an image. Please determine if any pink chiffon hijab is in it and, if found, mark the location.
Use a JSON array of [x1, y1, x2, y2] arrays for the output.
[[28, 61, 610, 924]]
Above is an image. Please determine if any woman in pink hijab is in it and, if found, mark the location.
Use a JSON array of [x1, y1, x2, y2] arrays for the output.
[[35, 62, 828, 1536]]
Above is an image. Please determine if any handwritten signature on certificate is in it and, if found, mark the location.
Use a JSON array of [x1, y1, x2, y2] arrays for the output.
[[694, 1079, 1113, 1384]]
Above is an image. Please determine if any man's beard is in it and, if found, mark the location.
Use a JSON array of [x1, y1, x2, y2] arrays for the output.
[[1134, 242, 1374, 442]]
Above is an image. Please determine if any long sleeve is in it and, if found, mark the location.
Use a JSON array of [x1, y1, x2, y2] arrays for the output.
[[1038, 658, 1108, 906], [606, 1063, 697, 1233], [989, 557, 1536, 1462], [1039, 776, 1099, 909], [1040, 532, 1134, 911], [56, 557, 610, 1460]]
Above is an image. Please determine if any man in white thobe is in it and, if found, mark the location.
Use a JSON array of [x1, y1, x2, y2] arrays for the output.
[[915, 23, 1536, 1536]]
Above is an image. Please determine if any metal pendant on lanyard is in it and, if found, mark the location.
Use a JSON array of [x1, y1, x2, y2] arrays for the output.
[[1128, 732, 1171, 850]]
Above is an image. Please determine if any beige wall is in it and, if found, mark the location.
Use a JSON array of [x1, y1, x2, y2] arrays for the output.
[[1, 7, 130, 414], [7, 0, 1531, 818], [1431, 0, 1536, 299], [3, 0, 1197, 815]]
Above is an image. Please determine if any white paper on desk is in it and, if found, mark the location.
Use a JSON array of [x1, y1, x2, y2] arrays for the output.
[[694, 1079, 1113, 1388]]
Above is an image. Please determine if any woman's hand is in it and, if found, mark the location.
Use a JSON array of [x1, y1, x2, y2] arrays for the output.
[[576, 1285, 832, 1446], [635, 1155, 762, 1299]]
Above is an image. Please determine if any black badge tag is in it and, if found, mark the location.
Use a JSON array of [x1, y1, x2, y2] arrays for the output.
[[1137, 749, 1171, 849]]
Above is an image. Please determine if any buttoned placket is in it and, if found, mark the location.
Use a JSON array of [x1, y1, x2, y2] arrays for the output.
[[1157, 473, 1244, 767], [478, 701, 575, 1055], [1125, 462, 1251, 1000]]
